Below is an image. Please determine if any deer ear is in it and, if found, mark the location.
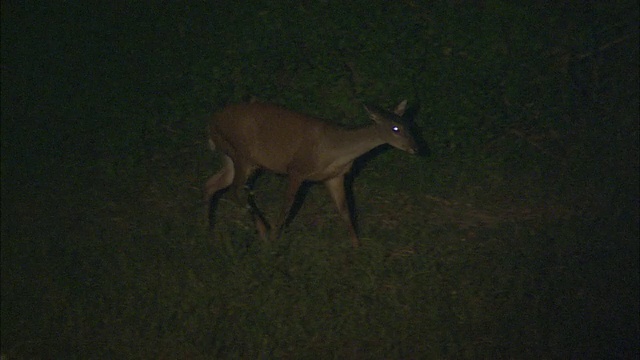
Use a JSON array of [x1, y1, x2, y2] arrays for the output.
[[394, 100, 408, 117], [364, 104, 384, 124]]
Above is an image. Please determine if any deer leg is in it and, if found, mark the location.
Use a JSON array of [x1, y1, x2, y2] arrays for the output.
[[205, 155, 235, 229], [244, 171, 270, 241], [232, 162, 269, 241], [325, 175, 359, 248], [204, 155, 234, 203], [246, 188, 269, 241], [271, 176, 304, 241]]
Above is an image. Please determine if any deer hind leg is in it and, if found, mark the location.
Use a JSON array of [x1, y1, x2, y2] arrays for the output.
[[271, 176, 304, 241], [325, 175, 359, 248], [246, 186, 269, 241], [204, 154, 235, 229], [231, 161, 269, 241]]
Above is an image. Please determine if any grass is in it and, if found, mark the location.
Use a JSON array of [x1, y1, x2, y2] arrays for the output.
[[2, 1, 639, 358]]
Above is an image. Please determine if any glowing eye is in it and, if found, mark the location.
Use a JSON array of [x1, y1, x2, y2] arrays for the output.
[[392, 126, 400, 133]]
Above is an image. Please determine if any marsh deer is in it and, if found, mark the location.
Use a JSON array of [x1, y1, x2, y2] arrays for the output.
[[204, 100, 418, 247]]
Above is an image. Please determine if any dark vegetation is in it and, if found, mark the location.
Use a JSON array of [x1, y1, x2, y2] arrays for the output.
[[2, 1, 638, 358]]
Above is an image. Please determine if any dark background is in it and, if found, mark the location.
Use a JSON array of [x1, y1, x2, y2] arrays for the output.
[[2, 1, 638, 358]]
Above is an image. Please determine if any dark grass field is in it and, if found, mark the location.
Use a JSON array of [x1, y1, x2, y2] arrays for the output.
[[2, 1, 639, 358]]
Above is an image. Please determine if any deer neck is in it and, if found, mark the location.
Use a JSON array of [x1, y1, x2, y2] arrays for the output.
[[323, 125, 384, 165]]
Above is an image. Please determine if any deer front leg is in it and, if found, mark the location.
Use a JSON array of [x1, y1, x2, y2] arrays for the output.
[[325, 175, 359, 248]]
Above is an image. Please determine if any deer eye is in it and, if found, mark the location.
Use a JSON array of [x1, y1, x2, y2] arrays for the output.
[[392, 125, 400, 133]]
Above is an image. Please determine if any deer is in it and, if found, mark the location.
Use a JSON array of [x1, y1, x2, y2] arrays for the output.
[[203, 99, 418, 248]]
